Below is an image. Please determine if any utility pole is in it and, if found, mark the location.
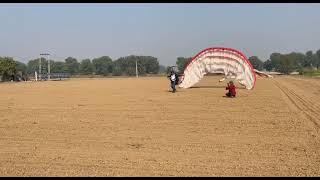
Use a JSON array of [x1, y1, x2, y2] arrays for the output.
[[39, 55, 41, 81], [35, 71, 38, 81], [40, 53, 50, 80], [48, 54, 50, 80], [135, 60, 138, 78]]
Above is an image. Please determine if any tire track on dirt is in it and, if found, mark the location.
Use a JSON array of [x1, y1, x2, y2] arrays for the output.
[[277, 81, 320, 113], [281, 77, 320, 111], [273, 79, 320, 131]]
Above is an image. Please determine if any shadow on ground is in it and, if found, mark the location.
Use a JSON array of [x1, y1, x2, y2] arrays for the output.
[[190, 85, 246, 89], [190, 85, 225, 89]]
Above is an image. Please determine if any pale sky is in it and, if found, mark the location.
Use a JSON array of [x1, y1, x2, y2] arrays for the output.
[[0, 3, 320, 66]]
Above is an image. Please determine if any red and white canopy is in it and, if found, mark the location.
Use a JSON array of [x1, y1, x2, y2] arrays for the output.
[[178, 47, 256, 90]]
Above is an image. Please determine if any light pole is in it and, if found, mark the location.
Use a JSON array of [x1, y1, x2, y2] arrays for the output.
[[135, 60, 138, 78], [39, 55, 41, 81], [48, 54, 50, 80], [40, 53, 50, 80]]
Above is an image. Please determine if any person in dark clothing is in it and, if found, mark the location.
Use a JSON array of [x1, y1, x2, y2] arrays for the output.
[[225, 80, 236, 97], [168, 71, 178, 93]]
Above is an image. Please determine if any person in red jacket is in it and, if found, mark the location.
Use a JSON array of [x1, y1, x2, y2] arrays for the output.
[[225, 81, 236, 97]]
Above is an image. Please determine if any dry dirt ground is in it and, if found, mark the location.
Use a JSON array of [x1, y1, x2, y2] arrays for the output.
[[0, 75, 319, 176]]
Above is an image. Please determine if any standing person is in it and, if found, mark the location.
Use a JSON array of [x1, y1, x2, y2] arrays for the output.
[[168, 70, 177, 93], [225, 80, 236, 97]]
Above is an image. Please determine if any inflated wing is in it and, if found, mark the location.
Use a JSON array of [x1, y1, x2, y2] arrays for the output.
[[178, 47, 256, 90]]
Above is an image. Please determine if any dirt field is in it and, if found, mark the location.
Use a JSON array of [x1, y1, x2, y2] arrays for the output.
[[0, 75, 319, 176]]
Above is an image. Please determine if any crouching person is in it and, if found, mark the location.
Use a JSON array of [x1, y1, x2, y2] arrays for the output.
[[226, 81, 236, 97]]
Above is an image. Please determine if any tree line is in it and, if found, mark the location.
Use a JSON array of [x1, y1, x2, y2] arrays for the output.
[[1, 48, 320, 81], [175, 49, 320, 75], [0, 55, 166, 81]]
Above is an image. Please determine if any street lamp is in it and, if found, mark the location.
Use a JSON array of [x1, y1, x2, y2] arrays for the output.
[[136, 60, 138, 78], [40, 53, 50, 80]]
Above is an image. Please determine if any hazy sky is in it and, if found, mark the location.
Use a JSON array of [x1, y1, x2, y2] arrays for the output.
[[0, 3, 319, 66]]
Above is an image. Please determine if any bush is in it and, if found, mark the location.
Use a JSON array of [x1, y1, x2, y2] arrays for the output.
[[300, 68, 320, 76]]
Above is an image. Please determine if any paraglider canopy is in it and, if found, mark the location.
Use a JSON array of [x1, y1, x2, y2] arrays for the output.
[[178, 47, 256, 90]]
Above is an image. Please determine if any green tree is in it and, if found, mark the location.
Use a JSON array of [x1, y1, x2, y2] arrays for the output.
[[0, 57, 17, 81], [316, 49, 320, 69], [248, 56, 264, 70], [113, 55, 159, 76], [176, 57, 191, 73], [270, 53, 281, 71], [117, 56, 137, 76], [278, 55, 295, 74], [305, 51, 313, 68], [79, 59, 94, 75], [143, 56, 159, 74], [263, 59, 273, 71], [112, 61, 122, 76], [65, 57, 79, 75], [286, 52, 305, 69], [27, 58, 49, 74], [51, 61, 67, 73], [27, 59, 39, 74], [312, 54, 319, 70], [15, 61, 28, 80], [15, 61, 27, 75], [92, 56, 113, 75], [39, 58, 48, 74]]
